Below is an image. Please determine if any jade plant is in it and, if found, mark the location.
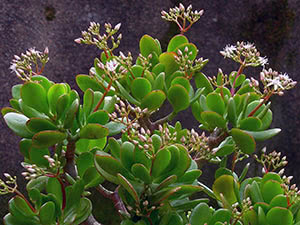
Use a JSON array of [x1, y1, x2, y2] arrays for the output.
[[1, 3, 298, 225]]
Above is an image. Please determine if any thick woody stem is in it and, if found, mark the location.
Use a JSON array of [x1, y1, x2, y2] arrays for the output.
[[64, 140, 77, 178]]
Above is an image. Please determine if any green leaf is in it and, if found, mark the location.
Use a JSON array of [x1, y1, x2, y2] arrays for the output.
[[171, 76, 190, 93], [227, 97, 237, 127], [206, 92, 225, 115], [46, 177, 63, 207], [32, 130, 67, 148], [139, 34, 161, 57], [153, 72, 166, 91], [64, 99, 79, 129], [47, 83, 67, 114], [213, 175, 237, 205], [83, 88, 94, 118], [239, 117, 262, 131], [266, 207, 293, 225], [79, 123, 109, 139], [160, 212, 183, 225], [159, 52, 179, 76], [72, 198, 92, 225], [261, 180, 284, 204], [231, 128, 256, 154], [120, 142, 135, 171], [141, 90, 166, 111], [270, 194, 288, 208], [194, 72, 214, 95], [3, 112, 33, 138], [151, 134, 162, 153], [115, 80, 140, 106], [39, 202, 56, 225], [94, 151, 129, 183], [168, 84, 189, 113], [108, 137, 121, 158], [210, 209, 232, 225], [12, 84, 22, 99], [82, 167, 104, 188], [167, 34, 189, 52], [243, 128, 281, 141], [189, 203, 213, 225], [117, 173, 139, 203], [104, 121, 127, 136], [21, 81, 49, 114], [75, 138, 106, 153], [26, 118, 57, 133], [87, 110, 109, 125], [131, 77, 152, 101], [177, 169, 202, 184], [201, 111, 227, 130], [151, 148, 171, 177], [76, 74, 104, 92], [27, 176, 49, 192], [29, 146, 50, 166], [77, 152, 94, 177], [175, 43, 198, 61], [249, 180, 264, 204], [19, 138, 31, 158], [103, 96, 117, 113], [131, 163, 152, 184], [155, 175, 177, 192], [31, 75, 53, 92], [56, 94, 70, 120], [19, 99, 48, 119]]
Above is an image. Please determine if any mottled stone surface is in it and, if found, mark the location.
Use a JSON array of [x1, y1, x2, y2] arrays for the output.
[[0, 0, 299, 223]]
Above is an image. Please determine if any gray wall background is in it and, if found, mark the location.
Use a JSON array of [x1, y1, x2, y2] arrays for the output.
[[0, 0, 299, 223]]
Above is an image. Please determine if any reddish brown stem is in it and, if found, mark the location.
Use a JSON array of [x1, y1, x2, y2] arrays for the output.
[[44, 173, 66, 210], [93, 79, 113, 112], [247, 92, 272, 117], [231, 152, 237, 171], [230, 64, 245, 96], [103, 49, 109, 59], [14, 189, 36, 213]]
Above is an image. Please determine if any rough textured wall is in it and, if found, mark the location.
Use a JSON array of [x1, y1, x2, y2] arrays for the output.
[[0, 0, 299, 223]]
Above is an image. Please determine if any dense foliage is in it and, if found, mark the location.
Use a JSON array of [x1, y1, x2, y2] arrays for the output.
[[1, 3, 298, 225]]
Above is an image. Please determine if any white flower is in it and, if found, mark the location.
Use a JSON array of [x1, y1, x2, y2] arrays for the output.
[[106, 59, 119, 72]]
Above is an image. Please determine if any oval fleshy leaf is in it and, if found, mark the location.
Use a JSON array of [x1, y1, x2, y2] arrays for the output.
[[39, 201, 56, 225], [32, 130, 67, 148], [189, 202, 212, 225], [87, 110, 109, 125], [131, 77, 152, 101], [231, 128, 256, 154], [21, 81, 49, 114], [206, 92, 225, 115], [261, 180, 284, 204], [239, 117, 262, 131], [171, 76, 190, 93], [3, 112, 33, 138], [131, 163, 152, 184], [76, 74, 104, 93], [159, 52, 179, 76], [139, 34, 161, 57], [167, 34, 189, 52], [266, 207, 293, 225], [243, 128, 281, 141], [117, 173, 139, 203], [79, 123, 109, 139], [47, 83, 67, 114], [151, 148, 171, 178], [141, 90, 166, 111], [201, 111, 227, 130], [120, 142, 135, 171], [194, 72, 214, 95], [168, 84, 189, 113], [26, 118, 57, 133], [213, 175, 237, 205], [174, 43, 198, 61]]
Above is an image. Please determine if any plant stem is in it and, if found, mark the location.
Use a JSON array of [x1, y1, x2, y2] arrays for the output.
[[96, 185, 129, 217], [14, 189, 36, 213], [230, 64, 245, 96], [247, 92, 273, 117], [64, 140, 77, 178], [82, 214, 103, 225], [93, 79, 113, 112], [151, 111, 177, 131]]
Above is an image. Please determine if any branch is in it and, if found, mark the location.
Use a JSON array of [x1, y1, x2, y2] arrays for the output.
[[82, 214, 103, 225], [96, 185, 129, 217], [64, 140, 77, 178]]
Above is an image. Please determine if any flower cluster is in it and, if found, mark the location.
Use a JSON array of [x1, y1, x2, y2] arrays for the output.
[[254, 147, 288, 173], [75, 22, 122, 54], [220, 42, 268, 67], [161, 4, 204, 33], [9, 47, 49, 81], [0, 173, 17, 195], [260, 68, 297, 95], [175, 47, 208, 78]]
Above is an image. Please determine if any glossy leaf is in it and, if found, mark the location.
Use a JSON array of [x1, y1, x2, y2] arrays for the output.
[[46, 177, 63, 207], [120, 142, 135, 171], [21, 81, 49, 114], [266, 207, 293, 225], [140, 34, 161, 57], [75, 138, 106, 153], [159, 52, 179, 76], [117, 173, 139, 203], [261, 180, 284, 204], [244, 128, 281, 141], [79, 123, 109, 139], [131, 163, 152, 184], [83, 88, 94, 117], [87, 110, 109, 125], [239, 117, 262, 131], [194, 72, 214, 95], [39, 202, 56, 225], [151, 148, 171, 177], [56, 94, 70, 120], [201, 111, 226, 130], [206, 92, 225, 115], [168, 84, 189, 113], [131, 77, 152, 101], [3, 112, 33, 138], [26, 118, 57, 133], [141, 90, 166, 111], [171, 76, 190, 93], [76, 74, 104, 92], [104, 121, 127, 136], [64, 99, 79, 129], [32, 130, 66, 148], [47, 83, 67, 114], [213, 175, 237, 205], [231, 128, 256, 154], [167, 34, 189, 52], [189, 203, 213, 225], [115, 81, 140, 106], [174, 43, 198, 61]]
